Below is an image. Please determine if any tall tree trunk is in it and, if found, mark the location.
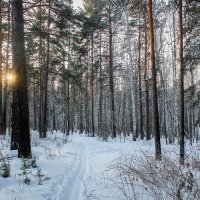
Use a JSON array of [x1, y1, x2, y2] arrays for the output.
[[2, 1, 11, 135], [129, 95, 134, 135], [52, 78, 56, 131], [80, 90, 83, 134], [42, 0, 51, 138], [99, 32, 103, 134], [144, 13, 150, 140], [171, 9, 178, 142], [67, 72, 70, 135], [124, 6, 137, 140], [85, 69, 90, 135], [190, 69, 195, 144], [91, 34, 95, 137], [138, 5, 144, 139], [38, 1, 43, 138], [33, 80, 37, 130], [148, 0, 161, 160], [0, 0, 2, 135], [11, 0, 31, 158], [67, 27, 71, 135], [108, 6, 116, 138], [120, 91, 126, 133], [178, 0, 184, 165]]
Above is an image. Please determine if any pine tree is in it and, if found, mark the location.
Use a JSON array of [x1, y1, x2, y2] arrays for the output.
[[11, 0, 31, 158], [148, 0, 161, 160], [178, 0, 184, 165]]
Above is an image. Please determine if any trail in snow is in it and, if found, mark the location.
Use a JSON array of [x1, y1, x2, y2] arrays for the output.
[[43, 137, 90, 200], [44, 135, 154, 200], [59, 144, 87, 200]]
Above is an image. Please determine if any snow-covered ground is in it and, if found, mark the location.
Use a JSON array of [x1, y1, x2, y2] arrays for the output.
[[0, 132, 199, 200]]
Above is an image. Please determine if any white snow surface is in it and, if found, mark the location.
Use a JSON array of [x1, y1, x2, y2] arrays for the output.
[[0, 132, 199, 200]]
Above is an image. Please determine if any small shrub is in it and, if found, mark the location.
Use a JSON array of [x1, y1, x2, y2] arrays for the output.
[[18, 167, 31, 185], [36, 167, 45, 185], [31, 156, 37, 168], [19, 158, 32, 184], [62, 135, 69, 144], [24, 175, 31, 185], [110, 153, 200, 200], [20, 158, 31, 170], [0, 159, 10, 178], [97, 123, 109, 142]]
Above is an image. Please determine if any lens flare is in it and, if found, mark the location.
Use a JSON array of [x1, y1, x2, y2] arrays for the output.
[[7, 74, 14, 81]]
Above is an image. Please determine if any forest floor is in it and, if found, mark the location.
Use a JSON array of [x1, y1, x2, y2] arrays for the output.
[[0, 132, 199, 200]]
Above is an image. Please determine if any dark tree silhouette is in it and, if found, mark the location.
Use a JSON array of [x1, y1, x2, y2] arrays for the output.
[[11, 0, 31, 158], [148, 0, 161, 160], [178, 0, 184, 165]]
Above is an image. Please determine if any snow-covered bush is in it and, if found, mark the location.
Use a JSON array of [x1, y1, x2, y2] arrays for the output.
[[19, 158, 31, 184], [31, 155, 37, 168], [111, 153, 200, 200], [0, 159, 10, 178], [97, 122, 110, 141], [36, 167, 44, 185], [0, 150, 10, 178]]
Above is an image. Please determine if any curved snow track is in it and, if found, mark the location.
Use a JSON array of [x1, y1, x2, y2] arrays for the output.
[[43, 141, 88, 200], [59, 144, 87, 200]]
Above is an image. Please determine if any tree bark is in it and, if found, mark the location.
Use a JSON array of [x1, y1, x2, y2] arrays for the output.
[[108, 6, 116, 138], [91, 34, 95, 137], [33, 78, 37, 131], [148, 0, 161, 160], [0, 0, 2, 135], [144, 13, 150, 140], [38, 0, 43, 138], [178, 0, 184, 165], [67, 29, 71, 135], [2, 11, 10, 135], [123, 6, 137, 140], [42, 0, 51, 138], [11, 0, 31, 158], [138, 5, 144, 139], [99, 32, 103, 134]]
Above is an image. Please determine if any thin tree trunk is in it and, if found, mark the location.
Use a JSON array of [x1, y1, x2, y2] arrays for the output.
[[42, 0, 51, 138], [172, 9, 178, 141], [38, 1, 43, 138], [80, 95, 83, 134], [178, 0, 184, 165], [129, 95, 134, 135], [38, 44, 43, 136], [67, 28, 71, 135], [91, 34, 95, 137], [52, 78, 56, 131], [99, 32, 103, 133], [144, 14, 150, 140], [33, 79, 37, 130], [1, 0, 10, 135], [85, 70, 90, 135], [67, 73, 70, 135], [138, 5, 144, 139], [0, 0, 2, 135], [123, 6, 137, 140], [108, 6, 116, 138], [148, 0, 161, 160]]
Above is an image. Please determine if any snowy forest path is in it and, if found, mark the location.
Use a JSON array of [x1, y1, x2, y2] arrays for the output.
[[43, 136, 89, 200], [59, 142, 88, 200], [42, 134, 126, 200]]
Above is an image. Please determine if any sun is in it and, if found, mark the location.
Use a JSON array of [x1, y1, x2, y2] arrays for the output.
[[7, 73, 14, 81]]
